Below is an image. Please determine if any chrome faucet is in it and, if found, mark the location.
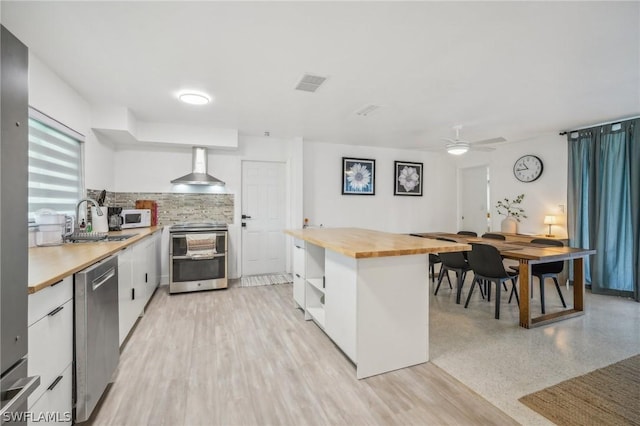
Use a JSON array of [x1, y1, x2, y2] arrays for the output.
[[75, 198, 103, 230]]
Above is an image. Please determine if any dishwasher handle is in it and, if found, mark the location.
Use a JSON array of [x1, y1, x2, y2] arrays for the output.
[[92, 267, 116, 291]]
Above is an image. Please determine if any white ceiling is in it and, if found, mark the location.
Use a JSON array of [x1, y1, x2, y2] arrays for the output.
[[2, 1, 639, 150]]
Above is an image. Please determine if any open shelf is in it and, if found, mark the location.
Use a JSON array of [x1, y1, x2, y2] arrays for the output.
[[306, 306, 325, 328], [306, 277, 324, 294]]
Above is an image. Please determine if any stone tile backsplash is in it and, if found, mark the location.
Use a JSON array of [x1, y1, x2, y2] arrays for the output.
[[87, 189, 234, 225]]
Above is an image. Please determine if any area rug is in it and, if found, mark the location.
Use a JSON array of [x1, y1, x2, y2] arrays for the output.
[[519, 354, 640, 426], [240, 273, 293, 288]]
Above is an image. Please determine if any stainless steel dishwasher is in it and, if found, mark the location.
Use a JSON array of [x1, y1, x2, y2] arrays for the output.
[[74, 255, 119, 423]]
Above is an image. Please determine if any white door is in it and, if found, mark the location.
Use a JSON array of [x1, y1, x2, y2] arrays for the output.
[[460, 166, 489, 236], [242, 161, 287, 276]]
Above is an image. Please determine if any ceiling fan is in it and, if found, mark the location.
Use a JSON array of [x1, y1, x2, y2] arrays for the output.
[[442, 125, 506, 155]]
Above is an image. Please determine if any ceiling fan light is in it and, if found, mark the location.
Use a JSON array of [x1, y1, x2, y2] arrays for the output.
[[446, 142, 469, 155]]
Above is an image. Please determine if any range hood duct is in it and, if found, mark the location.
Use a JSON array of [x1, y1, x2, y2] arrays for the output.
[[171, 146, 225, 186]]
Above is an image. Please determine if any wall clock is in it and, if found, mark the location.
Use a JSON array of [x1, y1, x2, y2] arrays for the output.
[[513, 155, 543, 182]]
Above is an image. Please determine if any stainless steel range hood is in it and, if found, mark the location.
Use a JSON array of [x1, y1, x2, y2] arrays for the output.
[[171, 146, 225, 186]]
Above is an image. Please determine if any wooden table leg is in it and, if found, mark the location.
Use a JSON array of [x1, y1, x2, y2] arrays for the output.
[[518, 260, 531, 328], [573, 257, 584, 312]]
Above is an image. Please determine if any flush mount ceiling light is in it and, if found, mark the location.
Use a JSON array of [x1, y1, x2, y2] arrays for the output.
[[178, 91, 211, 106], [446, 141, 470, 155]]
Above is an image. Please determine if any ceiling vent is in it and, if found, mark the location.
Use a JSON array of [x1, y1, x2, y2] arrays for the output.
[[295, 74, 327, 92], [355, 104, 381, 117]]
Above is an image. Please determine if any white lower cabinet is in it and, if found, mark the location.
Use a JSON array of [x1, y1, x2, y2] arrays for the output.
[[27, 364, 73, 426], [324, 251, 357, 362], [141, 233, 160, 304], [118, 232, 161, 346], [292, 240, 305, 308], [27, 277, 73, 425], [118, 246, 138, 346]]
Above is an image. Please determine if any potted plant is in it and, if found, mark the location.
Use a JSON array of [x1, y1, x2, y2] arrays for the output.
[[496, 194, 527, 233]]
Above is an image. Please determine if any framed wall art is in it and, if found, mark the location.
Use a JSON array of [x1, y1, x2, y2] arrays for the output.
[[394, 161, 423, 196], [342, 157, 375, 195]]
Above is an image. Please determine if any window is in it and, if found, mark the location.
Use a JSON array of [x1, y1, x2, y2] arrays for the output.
[[28, 108, 83, 220]]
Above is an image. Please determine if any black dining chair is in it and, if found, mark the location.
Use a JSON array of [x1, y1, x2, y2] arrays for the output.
[[456, 231, 477, 260], [457, 231, 478, 237], [481, 233, 506, 240], [465, 243, 519, 319], [429, 253, 443, 284], [509, 238, 567, 314], [435, 238, 473, 304], [481, 232, 510, 291]]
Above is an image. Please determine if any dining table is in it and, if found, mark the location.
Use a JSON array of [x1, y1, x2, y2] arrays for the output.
[[411, 232, 596, 329]]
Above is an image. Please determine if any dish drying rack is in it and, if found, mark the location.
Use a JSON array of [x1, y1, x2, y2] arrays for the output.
[[65, 231, 108, 242]]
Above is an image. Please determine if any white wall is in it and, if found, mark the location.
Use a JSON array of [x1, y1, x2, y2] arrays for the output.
[[28, 53, 115, 190], [455, 134, 568, 237], [27, 46, 304, 283], [112, 135, 302, 281], [303, 142, 458, 233]]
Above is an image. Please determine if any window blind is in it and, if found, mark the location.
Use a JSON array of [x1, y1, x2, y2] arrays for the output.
[[28, 109, 84, 219]]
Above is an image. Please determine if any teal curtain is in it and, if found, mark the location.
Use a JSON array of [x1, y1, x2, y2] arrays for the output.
[[567, 119, 639, 300], [568, 131, 595, 284], [629, 122, 640, 301]]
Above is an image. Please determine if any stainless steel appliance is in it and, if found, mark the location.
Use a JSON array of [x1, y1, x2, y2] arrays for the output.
[[1, 25, 41, 425], [120, 209, 151, 229], [107, 207, 123, 231], [170, 146, 225, 186], [74, 256, 119, 423], [169, 223, 228, 293]]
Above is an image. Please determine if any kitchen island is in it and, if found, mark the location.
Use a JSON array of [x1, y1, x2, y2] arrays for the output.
[[285, 227, 469, 379]]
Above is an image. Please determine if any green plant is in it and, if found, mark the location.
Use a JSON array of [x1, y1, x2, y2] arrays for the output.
[[496, 194, 527, 222]]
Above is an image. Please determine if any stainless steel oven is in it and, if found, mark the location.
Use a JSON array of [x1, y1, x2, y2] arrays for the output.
[[169, 223, 228, 294]]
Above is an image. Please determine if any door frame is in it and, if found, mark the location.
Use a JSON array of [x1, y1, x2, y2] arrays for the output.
[[457, 165, 490, 234]]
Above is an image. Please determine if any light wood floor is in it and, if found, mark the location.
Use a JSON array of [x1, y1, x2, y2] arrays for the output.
[[88, 284, 517, 426]]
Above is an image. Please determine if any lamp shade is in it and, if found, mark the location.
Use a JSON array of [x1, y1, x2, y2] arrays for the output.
[[543, 215, 557, 225]]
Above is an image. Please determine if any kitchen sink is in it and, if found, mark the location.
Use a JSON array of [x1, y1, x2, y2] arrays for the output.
[[104, 234, 136, 242], [66, 234, 137, 243]]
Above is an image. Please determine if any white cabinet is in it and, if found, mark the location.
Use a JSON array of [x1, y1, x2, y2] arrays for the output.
[[118, 246, 138, 346], [291, 238, 326, 328], [324, 252, 357, 362], [132, 237, 150, 314], [134, 234, 159, 307], [143, 231, 160, 303], [303, 243, 325, 328], [27, 276, 73, 425], [292, 239, 305, 308], [118, 232, 161, 346], [27, 364, 73, 426]]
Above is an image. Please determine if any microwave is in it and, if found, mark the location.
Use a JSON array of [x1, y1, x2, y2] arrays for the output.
[[120, 209, 151, 229]]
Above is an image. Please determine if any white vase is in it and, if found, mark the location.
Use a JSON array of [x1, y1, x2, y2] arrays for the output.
[[500, 217, 518, 234]]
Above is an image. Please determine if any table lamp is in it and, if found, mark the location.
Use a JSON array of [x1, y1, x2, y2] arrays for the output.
[[544, 215, 557, 237]]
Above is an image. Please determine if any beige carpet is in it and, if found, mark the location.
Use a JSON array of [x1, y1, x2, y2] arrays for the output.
[[519, 354, 640, 426], [240, 273, 292, 287]]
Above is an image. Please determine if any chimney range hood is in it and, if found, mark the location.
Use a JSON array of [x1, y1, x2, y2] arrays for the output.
[[171, 146, 225, 186]]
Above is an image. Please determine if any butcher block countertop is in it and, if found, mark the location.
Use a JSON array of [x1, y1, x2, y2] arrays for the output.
[[285, 227, 470, 259], [28, 226, 162, 294]]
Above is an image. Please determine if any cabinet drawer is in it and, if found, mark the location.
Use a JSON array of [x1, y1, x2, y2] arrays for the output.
[[28, 276, 72, 326], [293, 245, 305, 277], [28, 363, 72, 426], [293, 238, 305, 249], [28, 299, 73, 407]]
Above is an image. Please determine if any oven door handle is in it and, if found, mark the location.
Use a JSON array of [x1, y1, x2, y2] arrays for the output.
[[173, 253, 226, 260]]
